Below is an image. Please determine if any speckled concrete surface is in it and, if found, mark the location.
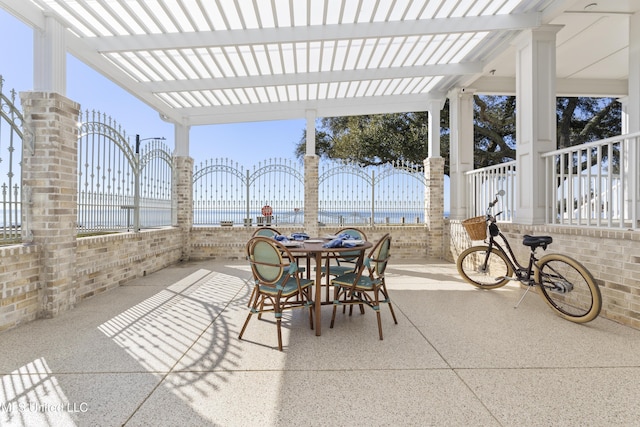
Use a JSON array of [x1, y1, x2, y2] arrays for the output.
[[1, 259, 639, 426]]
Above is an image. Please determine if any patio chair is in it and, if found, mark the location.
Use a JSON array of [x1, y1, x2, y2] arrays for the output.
[[252, 226, 281, 237], [249, 226, 298, 306], [317, 227, 368, 302], [240, 236, 314, 351], [330, 233, 397, 340], [252, 225, 307, 279]]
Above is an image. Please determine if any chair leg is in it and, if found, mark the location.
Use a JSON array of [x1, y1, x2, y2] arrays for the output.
[[388, 301, 398, 325], [238, 312, 253, 340], [258, 297, 264, 320], [325, 267, 331, 303], [345, 291, 355, 315], [240, 292, 265, 340], [276, 317, 283, 351], [275, 298, 284, 351], [306, 287, 314, 330], [381, 286, 398, 324], [375, 289, 383, 340], [330, 286, 341, 328], [247, 285, 257, 307]]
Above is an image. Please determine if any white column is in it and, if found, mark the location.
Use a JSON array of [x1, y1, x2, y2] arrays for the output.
[[514, 26, 561, 225], [173, 123, 191, 157], [427, 99, 443, 158], [619, 97, 629, 134], [448, 88, 475, 220], [628, 11, 640, 225], [34, 15, 66, 94], [628, 12, 640, 133]]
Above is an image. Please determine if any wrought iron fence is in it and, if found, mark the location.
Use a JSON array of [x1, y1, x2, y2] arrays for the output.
[[193, 157, 427, 226], [0, 76, 22, 243], [78, 110, 173, 233], [193, 158, 304, 227], [319, 160, 426, 225]]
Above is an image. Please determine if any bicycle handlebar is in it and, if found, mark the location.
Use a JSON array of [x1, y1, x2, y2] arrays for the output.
[[485, 190, 506, 220]]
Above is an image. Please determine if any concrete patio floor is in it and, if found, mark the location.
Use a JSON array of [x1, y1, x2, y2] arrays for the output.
[[1, 258, 639, 426]]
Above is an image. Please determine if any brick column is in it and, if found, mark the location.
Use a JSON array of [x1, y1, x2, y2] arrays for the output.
[[20, 91, 80, 318], [173, 156, 193, 261], [425, 157, 445, 259], [304, 155, 319, 237]]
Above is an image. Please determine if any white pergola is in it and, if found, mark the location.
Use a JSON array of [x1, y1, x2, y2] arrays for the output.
[[2, 0, 639, 223]]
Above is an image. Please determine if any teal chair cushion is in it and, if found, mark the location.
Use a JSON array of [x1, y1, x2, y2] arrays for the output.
[[318, 264, 356, 276], [259, 276, 314, 296], [331, 272, 380, 291]]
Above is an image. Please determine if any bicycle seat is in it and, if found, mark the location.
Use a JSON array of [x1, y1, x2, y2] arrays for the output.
[[522, 235, 553, 250]]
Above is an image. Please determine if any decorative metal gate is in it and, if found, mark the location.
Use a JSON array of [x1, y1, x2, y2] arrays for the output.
[[0, 76, 22, 243], [319, 160, 426, 225], [193, 157, 426, 226], [193, 158, 305, 226], [78, 110, 173, 233]]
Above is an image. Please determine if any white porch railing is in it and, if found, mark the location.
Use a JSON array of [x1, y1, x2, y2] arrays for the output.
[[543, 132, 640, 229], [463, 132, 640, 230], [464, 161, 516, 222]]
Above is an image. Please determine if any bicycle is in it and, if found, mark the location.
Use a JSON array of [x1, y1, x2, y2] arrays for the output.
[[456, 190, 602, 323]]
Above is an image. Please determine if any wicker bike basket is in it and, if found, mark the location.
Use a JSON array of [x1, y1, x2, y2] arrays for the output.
[[462, 216, 487, 240]]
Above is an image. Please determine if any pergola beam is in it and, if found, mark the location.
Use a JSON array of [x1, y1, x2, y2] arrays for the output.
[[146, 62, 483, 92], [180, 92, 444, 125], [91, 13, 541, 53]]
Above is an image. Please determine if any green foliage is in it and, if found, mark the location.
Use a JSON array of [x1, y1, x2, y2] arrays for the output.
[[296, 113, 431, 166], [474, 95, 516, 167], [557, 97, 621, 147], [295, 96, 621, 174]]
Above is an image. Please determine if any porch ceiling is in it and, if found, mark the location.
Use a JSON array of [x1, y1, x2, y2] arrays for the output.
[[1, 0, 638, 126]]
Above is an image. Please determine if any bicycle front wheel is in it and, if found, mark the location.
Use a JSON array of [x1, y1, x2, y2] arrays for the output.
[[457, 246, 513, 289], [535, 254, 602, 323]]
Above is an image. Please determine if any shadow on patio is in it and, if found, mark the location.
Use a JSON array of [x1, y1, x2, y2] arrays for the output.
[[1, 259, 639, 426]]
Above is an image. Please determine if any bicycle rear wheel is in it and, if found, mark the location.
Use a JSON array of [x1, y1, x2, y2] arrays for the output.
[[457, 246, 513, 289], [535, 254, 602, 323]]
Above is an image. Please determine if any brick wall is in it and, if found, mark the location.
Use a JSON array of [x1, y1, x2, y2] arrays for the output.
[[448, 220, 640, 329], [188, 225, 431, 260], [0, 245, 41, 332], [75, 228, 184, 301], [0, 225, 431, 331], [0, 228, 183, 332], [20, 91, 80, 318], [3, 222, 638, 332]]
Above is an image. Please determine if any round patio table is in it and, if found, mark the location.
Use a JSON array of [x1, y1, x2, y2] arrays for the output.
[[286, 239, 372, 336]]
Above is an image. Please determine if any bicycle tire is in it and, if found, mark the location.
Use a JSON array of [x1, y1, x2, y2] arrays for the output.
[[457, 246, 513, 289], [535, 254, 602, 323]]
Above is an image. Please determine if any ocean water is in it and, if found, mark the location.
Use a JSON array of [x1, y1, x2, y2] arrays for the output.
[[2, 208, 443, 230]]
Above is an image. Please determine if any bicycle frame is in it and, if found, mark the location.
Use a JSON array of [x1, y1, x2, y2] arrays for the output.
[[483, 229, 538, 286], [458, 190, 602, 322]]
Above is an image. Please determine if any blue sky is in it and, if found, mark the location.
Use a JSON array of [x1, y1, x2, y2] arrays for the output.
[[0, 9, 305, 168]]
